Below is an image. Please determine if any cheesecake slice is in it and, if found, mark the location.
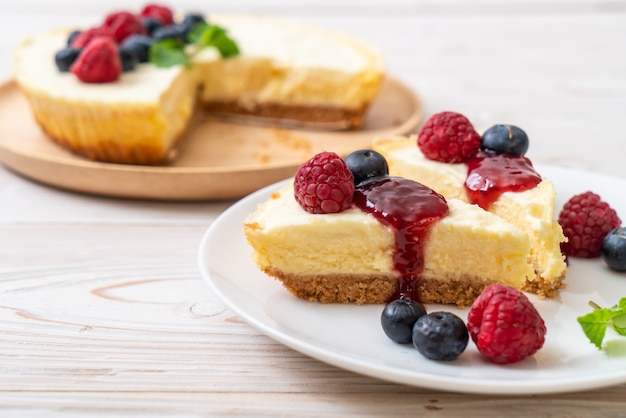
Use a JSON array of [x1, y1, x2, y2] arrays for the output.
[[244, 181, 535, 307], [374, 135, 567, 297], [196, 15, 383, 130]]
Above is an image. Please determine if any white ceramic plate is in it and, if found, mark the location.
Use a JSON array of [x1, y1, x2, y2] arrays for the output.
[[198, 165, 626, 395]]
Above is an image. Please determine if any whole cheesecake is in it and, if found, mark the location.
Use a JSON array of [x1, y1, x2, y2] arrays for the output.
[[12, 10, 384, 165], [244, 152, 537, 307], [373, 134, 567, 298]]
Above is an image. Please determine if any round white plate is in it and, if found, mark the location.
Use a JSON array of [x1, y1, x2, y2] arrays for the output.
[[198, 165, 626, 395]]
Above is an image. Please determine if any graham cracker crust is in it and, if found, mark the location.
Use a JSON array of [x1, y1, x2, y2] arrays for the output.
[[202, 100, 369, 130], [266, 267, 517, 307], [522, 269, 567, 299], [265, 267, 567, 307]]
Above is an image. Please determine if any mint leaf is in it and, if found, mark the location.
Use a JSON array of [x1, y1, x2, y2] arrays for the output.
[[578, 297, 626, 349], [187, 21, 212, 44], [150, 22, 240, 68], [210, 31, 240, 57], [150, 39, 189, 68], [578, 308, 614, 349], [613, 313, 626, 336], [194, 24, 239, 58]]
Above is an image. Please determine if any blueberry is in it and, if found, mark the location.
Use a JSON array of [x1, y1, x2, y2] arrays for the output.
[[54, 47, 81, 72], [344, 149, 389, 186], [118, 48, 138, 72], [141, 17, 163, 37], [602, 227, 626, 272], [182, 12, 207, 28], [152, 23, 191, 43], [481, 124, 529, 156], [66, 29, 81, 47], [120, 34, 153, 63], [381, 299, 427, 343], [412, 311, 468, 361]]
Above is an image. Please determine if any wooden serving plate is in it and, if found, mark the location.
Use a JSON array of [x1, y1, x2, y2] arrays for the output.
[[0, 77, 422, 201]]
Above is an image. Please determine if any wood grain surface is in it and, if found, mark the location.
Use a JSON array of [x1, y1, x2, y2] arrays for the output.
[[1, 0, 626, 416]]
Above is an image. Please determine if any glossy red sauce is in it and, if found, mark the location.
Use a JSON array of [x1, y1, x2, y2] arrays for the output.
[[464, 151, 542, 210], [353, 177, 449, 301]]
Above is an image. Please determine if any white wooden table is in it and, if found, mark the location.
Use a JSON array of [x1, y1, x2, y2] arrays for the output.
[[1, 1, 626, 416]]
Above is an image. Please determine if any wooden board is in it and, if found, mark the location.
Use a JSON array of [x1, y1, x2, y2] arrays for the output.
[[0, 77, 422, 201]]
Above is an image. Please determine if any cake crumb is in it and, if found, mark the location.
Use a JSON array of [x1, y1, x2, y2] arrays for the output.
[[271, 128, 312, 152]]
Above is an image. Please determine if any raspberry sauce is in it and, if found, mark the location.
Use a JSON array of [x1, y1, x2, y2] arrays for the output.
[[464, 152, 542, 210], [353, 177, 449, 301]]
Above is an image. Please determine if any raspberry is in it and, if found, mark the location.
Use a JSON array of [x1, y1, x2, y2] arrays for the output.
[[467, 284, 546, 364], [70, 37, 122, 83], [102, 11, 146, 43], [293, 152, 355, 214], [140, 4, 175, 26], [70, 26, 115, 49], [417, 111, 481, 163], [558, 191, 622, 258]]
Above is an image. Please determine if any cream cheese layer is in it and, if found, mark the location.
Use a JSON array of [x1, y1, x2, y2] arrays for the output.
[[13, 15, 384, 107], [244, 183, 534, 287], [13, 28, 183, 104], [211, 15, 382, 73]]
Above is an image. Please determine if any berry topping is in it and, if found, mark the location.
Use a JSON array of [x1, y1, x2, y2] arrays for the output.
[[55, 6, 238, 83], [293, 151, 355, 214], [481, 124, 529, 156], [412, 311, 469, 361], [353, 178, 449, 301], [381, 299, 427, 344], [140, 17, 164, 36], [66, 30, 81, 47], [467, 284, 546, 364], [152, 23, 191, 43], [120, 34, 153, 63], [118, 47, 138, 72], [344, 149, 389, 186], [54, 47, 81, 72], [558, 191, 622, 258], [602, 227, 626, 271], [464, 151, 541, 210], [70, 26, 115, 49], [70, 37, 122, 83], [102, 11, 146, 43], [182, 13, 207, 28], [140, 3, 174, 26], [417, 111, 481, 163]]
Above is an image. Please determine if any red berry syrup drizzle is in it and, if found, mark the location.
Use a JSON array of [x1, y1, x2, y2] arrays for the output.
[[464, 152, 542, 210], [353, 177, 449, 302]]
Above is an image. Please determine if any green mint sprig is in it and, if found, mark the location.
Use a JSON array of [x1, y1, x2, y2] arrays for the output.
[[577, 297, 626, 349], [150, 22, 240, 68]]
